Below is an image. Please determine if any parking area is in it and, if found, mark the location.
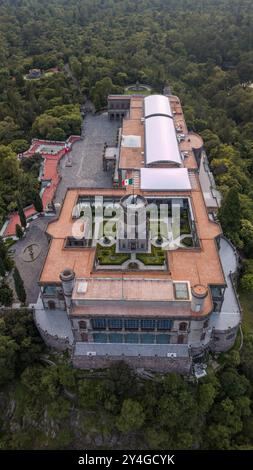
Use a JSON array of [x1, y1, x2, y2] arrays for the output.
[[54, 112, 119, 204]]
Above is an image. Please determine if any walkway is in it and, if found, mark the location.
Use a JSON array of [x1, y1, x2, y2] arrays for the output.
[[210, 237, 241, 331], [33, 295, 74, 344]]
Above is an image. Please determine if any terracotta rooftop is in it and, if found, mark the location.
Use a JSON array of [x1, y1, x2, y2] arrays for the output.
[[39, 96, 225, 317], [72, 277, 176, 302], [71, 303, 195, 318], [119, 99, 145, 169]]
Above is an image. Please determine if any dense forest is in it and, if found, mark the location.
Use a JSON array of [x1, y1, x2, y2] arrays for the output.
[[0, 0, 253, 449], [0, 309, 253, 450]]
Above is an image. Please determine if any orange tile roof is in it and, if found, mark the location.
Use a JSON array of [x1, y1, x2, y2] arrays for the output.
[[39, 96, 225, 318]]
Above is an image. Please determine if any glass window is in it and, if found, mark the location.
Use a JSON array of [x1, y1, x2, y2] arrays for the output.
[[157, 319, 172, 330], [108, 333, 123, 343], [108, 318, 123, 330], [93, 333, 107, 343], [140, 319, 156, 330], [79, 320, 87, 330], [91, 318, 106, 330], [174, 282, 189, 300], [156, 334, 170, 344], [124, 318, 139, 330], [43, 285, 57, 295], [179, 322, 187, 332], [211, 285, 224, 300], [140, 333, 155, 344], [125, 333, 139, 343]]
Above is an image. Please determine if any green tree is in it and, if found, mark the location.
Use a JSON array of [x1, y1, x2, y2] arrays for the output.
[[105, 361, 137, 398], [205, 424, 231, 450], [17, 200, 26, 229], [240, 219, 253, 258], [219, 187, 241, 245], [0, 334, 18, 386], [0, 257, 6, 277], [15, 223, 23, 239], [240, 336, 253, 381], [9, 139, 29, 154], [13, 267, 26, 304], [0, 282, 13, 306], [241, 274, 253, 292], [116, 399, 145, 433], [197, 382, 218, 413], [32, 192, 43, 213], [0, 308, 43, 370]]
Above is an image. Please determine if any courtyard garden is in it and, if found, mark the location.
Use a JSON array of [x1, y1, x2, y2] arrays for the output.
[[96, 243, 130, 265], [136, 245, 166, 266]]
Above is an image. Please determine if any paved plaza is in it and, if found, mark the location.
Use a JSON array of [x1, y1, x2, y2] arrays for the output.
[[12, 218, 50, 303], [55, 112, 119, 205]]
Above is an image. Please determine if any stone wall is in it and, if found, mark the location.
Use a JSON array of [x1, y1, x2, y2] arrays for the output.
[[72, 354, 192, 375], [210, 325, 239, 353], [35, 322, 72, 352]]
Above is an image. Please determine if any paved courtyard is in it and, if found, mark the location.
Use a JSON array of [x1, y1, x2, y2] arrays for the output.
[[54, 112, 119, 205], [12, 218, 50, 303]]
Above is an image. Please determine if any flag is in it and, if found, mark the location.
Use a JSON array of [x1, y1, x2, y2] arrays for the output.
[[122, 178, 133, 186]]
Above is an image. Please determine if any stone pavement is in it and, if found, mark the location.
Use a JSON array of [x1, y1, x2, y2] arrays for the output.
[[54, 112, 119, 205], [11, 217, 50, 303]]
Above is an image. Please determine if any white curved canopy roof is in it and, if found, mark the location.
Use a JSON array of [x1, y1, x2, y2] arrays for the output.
[[144, 94, 172, 118], [140, 168, 191, 191], [145, 115, 182, 166]]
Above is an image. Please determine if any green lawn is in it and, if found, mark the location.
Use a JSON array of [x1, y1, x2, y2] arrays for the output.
[[96, 243, 130, 265], [136, 245, 166, 266], [124, 88, 152, 96]]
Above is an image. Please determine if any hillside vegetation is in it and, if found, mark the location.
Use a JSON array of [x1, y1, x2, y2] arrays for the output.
[[0, 0, 253, 449]]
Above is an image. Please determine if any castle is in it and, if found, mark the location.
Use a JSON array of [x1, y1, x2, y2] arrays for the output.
[[35, 93, 241, 374]]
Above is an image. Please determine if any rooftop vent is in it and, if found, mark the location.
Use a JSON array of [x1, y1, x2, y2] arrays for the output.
[[87, 351, 96, 356], [167, 352, 177, 358]]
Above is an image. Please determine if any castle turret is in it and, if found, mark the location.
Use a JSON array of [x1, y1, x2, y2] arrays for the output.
[[191, 284, 208, 313], [60, 268, 75, 314]]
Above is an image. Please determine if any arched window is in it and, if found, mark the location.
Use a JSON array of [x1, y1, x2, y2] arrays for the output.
[[179, 322, 187, 332], [79, 320, 87, 330]]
